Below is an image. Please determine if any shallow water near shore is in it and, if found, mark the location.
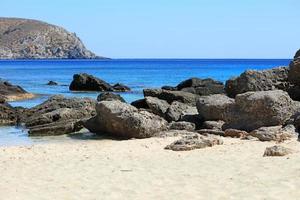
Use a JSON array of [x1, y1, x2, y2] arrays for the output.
[[0, 59, 291, 146]]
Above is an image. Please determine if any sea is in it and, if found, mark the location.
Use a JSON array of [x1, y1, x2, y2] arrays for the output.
[[0, 59, 291, 146]]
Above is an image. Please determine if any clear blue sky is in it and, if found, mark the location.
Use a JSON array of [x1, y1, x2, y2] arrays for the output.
[[1, 0, 299, 58]]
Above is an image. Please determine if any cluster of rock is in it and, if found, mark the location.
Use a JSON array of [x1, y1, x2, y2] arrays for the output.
[[69, 73, 130, 92], [2, 49, 300, 155], [0, 18, 101, 59]]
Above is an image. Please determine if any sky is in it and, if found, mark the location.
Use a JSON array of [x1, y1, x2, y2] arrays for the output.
[[1, 0, 300, 58]]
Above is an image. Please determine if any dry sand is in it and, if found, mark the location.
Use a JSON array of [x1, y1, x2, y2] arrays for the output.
[[0, 136, 300, 200]]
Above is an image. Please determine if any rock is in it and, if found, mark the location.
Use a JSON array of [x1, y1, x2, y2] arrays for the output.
[[161, 86, 177, 91], [24, 95, 96, 136], [0, 18, 100, 59], [47, 81, 58, 86], [0, 80, 35, 101], [176, 78, 224, 96], [69, 73, 113, 91], [97, 92, 125, 102], [225, 67, 290, 98], [28, 120, 83, 136], [169, 121, 195, 131], [288, 50, 300, 85], [224, 129, 248, 138], [197, 129, 225, 136], [224, 90, 297, 131], [202, 120, 225, 130], [179, 114, 203, 129], [249, 125, 296, 142], [165, 101, 198, 122], [0, 101, 18, 125], [143, 89, 199, 106], [165, 134, 223, 151], [131, 99, 148, 109], [112, 83, 131, 92], [263, 145, 293, 157], [196, 94, 234, 121], [83, 101, 168, 139], [144, 97, 170, 118], [155, 130, 196, 138]]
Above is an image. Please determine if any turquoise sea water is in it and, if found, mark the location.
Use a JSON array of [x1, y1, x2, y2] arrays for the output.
[[0, 59, 291, 146]]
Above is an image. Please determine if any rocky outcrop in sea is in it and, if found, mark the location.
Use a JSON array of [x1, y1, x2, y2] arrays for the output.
[[0, 18, 101, 59]]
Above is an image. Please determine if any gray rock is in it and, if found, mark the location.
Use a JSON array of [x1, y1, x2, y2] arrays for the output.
[[84, 101, 168, 139], [165, 134, 223, 151], [69, 73, 113, 91], [165, 101, 198, 122], [143, 89, 199, 106], [224, 129, 248, 138], [249, 125, 296, 142], [202, 120, 225, 130], [225, 67, 290, 98], [288, 50, 300, 85], [169, 121, 196, 131], [131, 99, 148, 109], [145, 97, 170, 118], [97, 92, 125, 102], [197, 94, 235, 121], [0, 101, 18, 125], [197, 129, 225, 136], [224, 90, 297, 131], [47, 81, 58, 86], [0, 18, 99, 59], [112, 83, 130, 92], [263, 145, 293, 157]]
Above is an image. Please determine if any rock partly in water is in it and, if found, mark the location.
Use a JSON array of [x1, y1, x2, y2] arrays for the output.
[[112, 83, 131, 92], [97, 92, 126, 102], [84, 101, 168, 139], [24, 95, 96, 136], [225, 67, 290, 98], [263, 145, 293, 157], [223, 90, 297, 131], [144, 89, 199, 106], [249, 125, 296, 142], [197, 94, 234, 121], [169, 121, 196, 131], [47, 81, 58, 86], [165, 134, 223, 151], [0, 80, 35, 101], [0, 18, 99, 59]]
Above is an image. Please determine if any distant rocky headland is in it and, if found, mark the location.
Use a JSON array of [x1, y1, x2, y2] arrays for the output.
[[0, 17, 103, 59]]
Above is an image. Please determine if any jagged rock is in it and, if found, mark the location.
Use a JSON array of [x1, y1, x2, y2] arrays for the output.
[[47, 81, 58, 86], [169, 121, 195, 131], [165, 134, 223, 151], [249, 125, 296, 142], [224, 129, 248, 138], [225, 67, 290, 98], [197, 94, 234, 121], [83, 101, 168, 139], [197, 129, 225, 136], [288, 50, 300, 85], [223, 90, 297, 131], [143, 89, 199, 106], [144, 97, 170, 118], [0, 80, 35, 101], [0, 18, 99, 59], [24, 95, 96, 136], [165, 101, 198, 122], [202, 120, 225, 130], [97, 92, 125, 102], [263, 145, 293, 157], [0, 101, 18, 125], [176, 78, 224, 96], [112, 83, 131, 92]]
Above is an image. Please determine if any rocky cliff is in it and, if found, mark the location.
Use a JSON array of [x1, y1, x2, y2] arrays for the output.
[[0, 18, 101, 59]]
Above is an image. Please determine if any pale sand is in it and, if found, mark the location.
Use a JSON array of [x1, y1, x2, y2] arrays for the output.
[[0, 136, 300, 200]]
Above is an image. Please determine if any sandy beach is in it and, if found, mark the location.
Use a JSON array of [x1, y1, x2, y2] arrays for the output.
[[0, 136, 299, 200]]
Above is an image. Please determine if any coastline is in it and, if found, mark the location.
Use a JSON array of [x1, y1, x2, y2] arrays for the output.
[[0, 136, 299, 199]]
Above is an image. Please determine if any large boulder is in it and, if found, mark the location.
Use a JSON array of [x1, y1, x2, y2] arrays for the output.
[[0, 80, 35, 101], [196, 94, 235, 121], [144, 97, 170, 118], [84, 101, 168, 139], [225, 67, 289, 98], [143, 89, 199, 106], [165, 101, 198, 122], [24, 95, 96, 136], [224, 90, 297, 131], [176, 78, 224, 96], [0, 18, 99, 59], [288, 49, 300, 85]]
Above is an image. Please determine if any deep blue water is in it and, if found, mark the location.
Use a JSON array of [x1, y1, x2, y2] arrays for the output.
[[0, 59, 291, 145]]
